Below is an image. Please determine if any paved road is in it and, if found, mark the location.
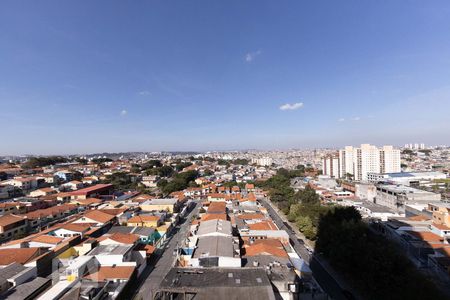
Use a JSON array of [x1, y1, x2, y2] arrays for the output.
[[260, 198, 356, 300], [133, 201, 200, 300]]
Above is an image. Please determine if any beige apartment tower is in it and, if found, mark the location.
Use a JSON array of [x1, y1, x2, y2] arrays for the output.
[[338, 144, 400, 181]]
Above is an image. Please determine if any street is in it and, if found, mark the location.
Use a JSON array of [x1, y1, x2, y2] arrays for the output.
[[259, 198, 356, 300], [133, 201, 200, 300]]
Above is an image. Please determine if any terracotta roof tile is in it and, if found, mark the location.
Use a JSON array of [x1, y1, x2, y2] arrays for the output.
[[248, 220, 278, 230], [80, 210, 115, 223], [31, 235, 64, 245], [127, 215, 160, 223], [201, 213, 228, 221], [237, 213, 265, 220], [100, 232, 139, 244], [84, 266, 135, 281], [0, 248, 44, 265], [406, 231, 444, 243], [61, 223, 91, 232], [244, 239, 288, 258], [0, 214, 25, 227]]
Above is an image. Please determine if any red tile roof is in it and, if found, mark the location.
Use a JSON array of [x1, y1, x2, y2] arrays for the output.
[[406, 231, 444, 243], [70, 184, 113, 196], [61, 223, 91, 232], [99, 232, 139, 244], [0, 214, 25, 227], [127, 215, 160, 223], [31, 235, 64, 245], [80, 210, 115, 224], [206, 202, 227, 214], [84, 266, 135, 281], [244, 239, 288, 258], [248, 220, 278, 230], [237, 213, 265, 220], [0, 248, 44, 265], [201, 213, 228, 221]]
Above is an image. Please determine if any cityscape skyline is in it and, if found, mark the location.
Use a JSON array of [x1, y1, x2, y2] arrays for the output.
[[1, 1, 450, 154], [1, 2, 450, 299]]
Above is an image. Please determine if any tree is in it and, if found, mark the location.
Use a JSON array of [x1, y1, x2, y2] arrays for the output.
[[203, 169, 214, 176], [217, 159, 230, 167], [232, 159, 249, 165], [74, 157, 88, 164], [160, 170, 199, 195], [157, 179, 168, 188], [295, 215, 312, 231], [143, 160, 162, 169], [130, 164, 141, 173], [314, 207, 445, 300], [103, 172, 137, 191], [23, 156, 68, 168], [175, 162, 192, 171], [293, 186, 320, 205], [72, 171, 83, 181], [162, 179, 186, 194], [159, 166, 174, 177], [402, 149, 414, 155], [296, 164, 305, 172], [91, 157, 113, 164]]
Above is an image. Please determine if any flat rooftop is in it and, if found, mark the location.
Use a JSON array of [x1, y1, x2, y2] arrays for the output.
[[380, 171, 446, 178], [158, 267, 276, 300], [196, 219, 232, 236], [377, 184, 438, 195], [192, 236, 235, 258], [88, 244, 132, 256], [358, 201, 397, 213], [141, 198, 178, 205]]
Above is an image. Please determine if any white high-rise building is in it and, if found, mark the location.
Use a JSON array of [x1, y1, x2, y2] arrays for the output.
[[251, 157, 273, 166], [338, 144, 401, 181], [322, 154, 340, 178]]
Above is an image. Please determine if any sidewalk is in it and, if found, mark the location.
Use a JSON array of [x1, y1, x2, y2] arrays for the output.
[[264, 197, 315, 249], [265, 197, 362, 300]]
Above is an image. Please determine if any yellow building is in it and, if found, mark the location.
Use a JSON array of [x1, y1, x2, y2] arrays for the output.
[[139, 198, 179, 213], [127, 215, 162, 227], [431, 204, 450, 227]]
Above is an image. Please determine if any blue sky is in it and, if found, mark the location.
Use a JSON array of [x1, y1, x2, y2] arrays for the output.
[[1, 1, 450, 154]]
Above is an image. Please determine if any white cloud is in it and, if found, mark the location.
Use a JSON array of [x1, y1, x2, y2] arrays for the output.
[[338, 118, 345, 122], [352, 116, 361, 121], [138, 90, 151, 96], [245, 50, 262, 62], [120, 110, 128, 116], [279, 102, 304, 111]]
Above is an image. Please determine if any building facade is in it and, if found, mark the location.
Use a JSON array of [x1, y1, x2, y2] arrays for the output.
[[338, 144, 401, 181]]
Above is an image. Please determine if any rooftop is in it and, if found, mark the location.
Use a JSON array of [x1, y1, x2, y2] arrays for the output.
[[78, 210, 115, 223], [192, 236, 235, 258], [196, 219, 232, 236], [70, 184, 113, 196], [84, 265, 135, 281], [0, 248, 44, 265], [88, 244, 133, 256], [159, 267, 275, 300], [141, 198, 178, 206], [377, 184, 439, 195]]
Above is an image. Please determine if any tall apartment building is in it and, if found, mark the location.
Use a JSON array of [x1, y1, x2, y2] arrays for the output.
[[251, 157, 273, 166], [338, 144, 401, 181], [404, 143, 426, 150], [322, 154, 340, 178]]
